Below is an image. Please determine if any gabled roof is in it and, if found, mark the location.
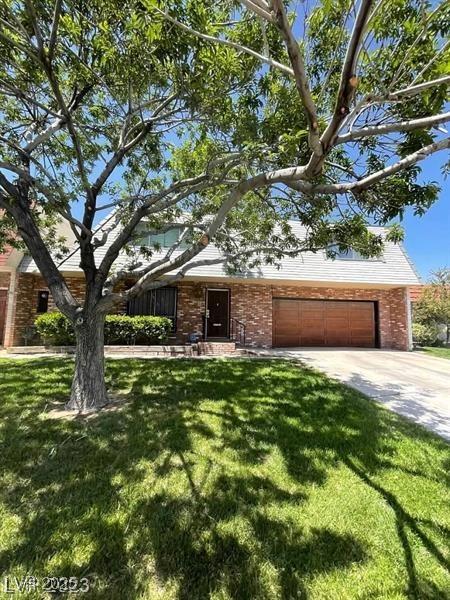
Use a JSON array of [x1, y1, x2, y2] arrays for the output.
[[19, 219, 421, 287]]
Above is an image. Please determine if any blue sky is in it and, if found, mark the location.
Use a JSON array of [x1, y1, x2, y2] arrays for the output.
[[402, 157, 450, 281]]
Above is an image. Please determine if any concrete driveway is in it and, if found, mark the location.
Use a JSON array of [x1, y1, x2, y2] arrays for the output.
[[252, 348, 450, 441]]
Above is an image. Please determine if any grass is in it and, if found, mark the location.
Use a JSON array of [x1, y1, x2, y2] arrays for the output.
[[0, 357, 449, 600], [418, 346, 450, 360]]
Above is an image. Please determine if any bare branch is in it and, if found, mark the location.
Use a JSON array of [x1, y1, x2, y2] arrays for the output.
[[239, 0, 275, 23], [340, 76, 450, 134], [390, 75, 450, 99], [289, 137, 450, 194], [24, 85, 92, 152], [336, 111, 450, 144], [321, 0, 374, 151], [48, 0, 63, 60]]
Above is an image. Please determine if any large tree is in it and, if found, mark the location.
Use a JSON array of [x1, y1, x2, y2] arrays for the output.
[[0, 0, 449, 411]]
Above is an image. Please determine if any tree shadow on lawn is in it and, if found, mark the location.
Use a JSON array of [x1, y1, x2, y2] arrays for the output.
[[0, 357, 448, 599]]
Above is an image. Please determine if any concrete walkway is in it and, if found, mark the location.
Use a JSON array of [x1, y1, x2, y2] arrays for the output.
[[250, 348, 450, 441]]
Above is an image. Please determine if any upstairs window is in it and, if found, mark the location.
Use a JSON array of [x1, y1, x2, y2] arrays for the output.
[[335, 248, 365, 260], [135, 225, 189, 249], [327, 245, 383, 261]]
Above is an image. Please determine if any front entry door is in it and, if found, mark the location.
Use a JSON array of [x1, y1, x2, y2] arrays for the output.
[[206, 289, 229, 338]]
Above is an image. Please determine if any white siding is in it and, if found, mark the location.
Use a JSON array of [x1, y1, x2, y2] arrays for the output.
[[19, 221, 421, 286]]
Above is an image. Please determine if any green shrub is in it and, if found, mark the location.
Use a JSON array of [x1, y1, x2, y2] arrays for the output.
[[104, 315, 172, 345], [34, 312, 75, 345], [412, 322, 440, 346], [35, 312, 172, 346]]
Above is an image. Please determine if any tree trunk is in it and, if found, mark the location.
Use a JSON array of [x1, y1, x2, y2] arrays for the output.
[[66, 309, 108, 412]]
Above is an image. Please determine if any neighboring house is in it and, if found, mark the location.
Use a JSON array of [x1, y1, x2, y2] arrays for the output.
[[409, 285, 425, 304], [1, 219, 422, 351]]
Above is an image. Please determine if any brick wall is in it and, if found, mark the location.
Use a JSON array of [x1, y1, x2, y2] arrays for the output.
[[5, 274, 409, 350], [175, 281, 409, 350], [270, 285, 409, 350], [0, 272, 10, 289], [7, 274, 86, 346], [175, 281, 273, 347]]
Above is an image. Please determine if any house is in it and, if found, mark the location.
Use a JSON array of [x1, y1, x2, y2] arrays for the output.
[[1, 221, 422, 350], [0, 216, 76, 349]]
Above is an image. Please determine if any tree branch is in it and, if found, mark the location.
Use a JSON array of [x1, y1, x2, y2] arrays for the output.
[[271, 0, 321, 156], [321, 0, 374, 151], [23, 85, 92, 153], [48, 0, 63, 61], [289, 137, 450, 194], [239, 0, 275, 23], [0, 190, 78, 317], [336, 111, 450, 144], [152, 6, 294, 77]]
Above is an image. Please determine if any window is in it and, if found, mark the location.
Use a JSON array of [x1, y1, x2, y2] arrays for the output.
[[335, 248, 365, 260], [127, 286, 177, 331], [135, 225, 189, 249], [327, 245, 382, 261], [36, 290, 49, 313]]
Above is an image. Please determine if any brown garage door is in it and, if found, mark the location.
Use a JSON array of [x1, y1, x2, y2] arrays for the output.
[[0, 290, 7, 346], [273, 299, 376, 348]]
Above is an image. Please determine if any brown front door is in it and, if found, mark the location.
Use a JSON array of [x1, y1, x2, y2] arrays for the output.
[[206, 289, 229, 338], [273, 299, 376, 347], [0, 290, 7, 346]]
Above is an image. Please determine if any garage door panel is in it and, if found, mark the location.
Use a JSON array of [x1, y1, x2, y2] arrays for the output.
[[273, 299, 375, 348], [301, 336, 326, 346], [301, 320, 325, 329]]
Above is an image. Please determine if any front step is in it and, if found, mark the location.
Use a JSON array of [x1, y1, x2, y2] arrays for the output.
[[197, 341, 236, 356]]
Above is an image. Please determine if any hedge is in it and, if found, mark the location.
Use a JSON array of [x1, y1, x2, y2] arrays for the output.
[[34, 312, 75, 345], [34, 312, 172, 346]]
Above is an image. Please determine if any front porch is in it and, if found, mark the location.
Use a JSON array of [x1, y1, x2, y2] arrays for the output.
[[128, 283, 247, 347]]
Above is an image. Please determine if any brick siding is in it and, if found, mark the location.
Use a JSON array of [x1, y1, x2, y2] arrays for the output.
[[175, 281, 409, 350], [5, 274, 409, 350], [0, 272, 10, 289], [6, 274, 86, 346]]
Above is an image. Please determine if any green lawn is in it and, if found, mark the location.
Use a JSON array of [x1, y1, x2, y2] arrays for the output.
[[418, 346, 450, 360], [0, 358, 449, 600]]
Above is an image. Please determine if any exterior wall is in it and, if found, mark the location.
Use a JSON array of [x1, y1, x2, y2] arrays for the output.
[[0, 271, 11, 345], [408, 284, 425, 303], [176, 281, 410, 350], [0, 271, 10, 288], [176, 281, 272, 347], [5, 274, 409, 351], [6, 274, 86, 346]]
